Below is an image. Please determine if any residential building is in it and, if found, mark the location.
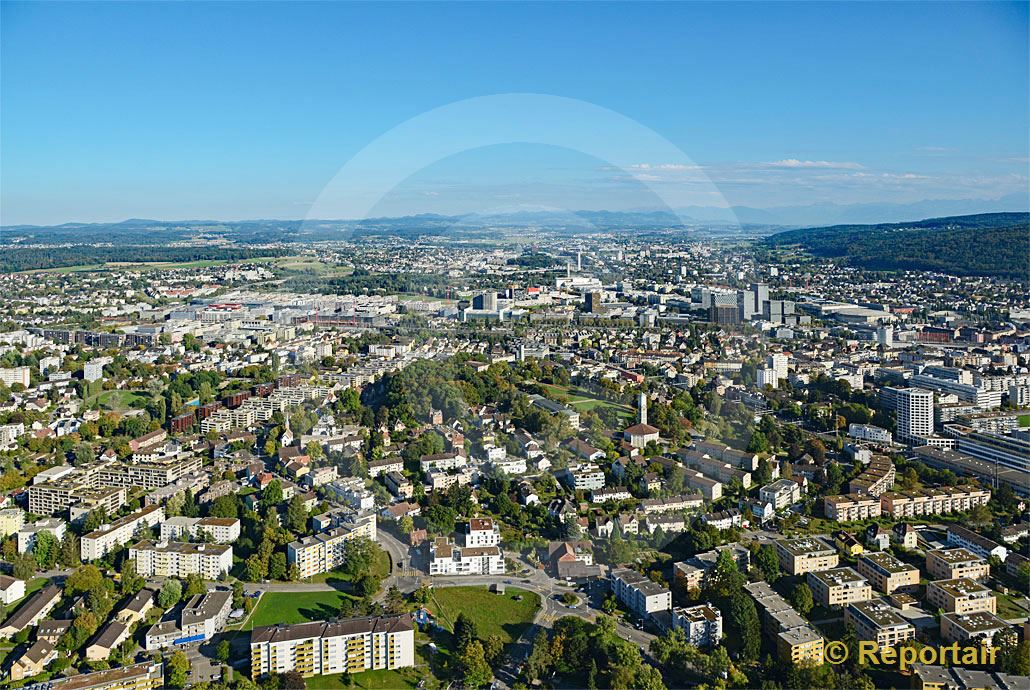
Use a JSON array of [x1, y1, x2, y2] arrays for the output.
[[0, 576, 26, 605], [86, 621, 132, 661], [807, 567, 873, 608], [848, 424, 892, 444], [879, 486, 991, 518], [845, 601, 915, 647], [145, 590, 233, 650], [940, 611, 1008, 646], [0, 508, 25, 537], [48, 662, 164, 690], [463, 518, 500, 547], [910, 664, 1028, 690], [775, 537, 839, 575], [744, 581, 824, 664], [428, 537, 504, 576], [945, 525, 1008, 561], [288, 523, 376, 580], [160, 516, 241, 544], [81, 504, 165, 561], [823, 494, 881, 522], [557, 463, 605, 491], [128, 540, 233, 579], [926, 579, 997, 615], [857, 552, 920, 595], [250, 615, 414, 680], [671, 604, 722, 648], [847, 456, 896, 496], [926, 548, 990, 581], [610, 567, 672, 616], [759, 479, 801, 510], [10, 639, 57, 681], [891, 387, 934, 444], [17, 517, 66, 553], [0, 585, 62, 638]]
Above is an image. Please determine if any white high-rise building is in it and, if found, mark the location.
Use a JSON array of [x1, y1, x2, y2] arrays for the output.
[[768, 354, 789, 382], [0, 367, 30, 388], [896, 388, 934, 444]]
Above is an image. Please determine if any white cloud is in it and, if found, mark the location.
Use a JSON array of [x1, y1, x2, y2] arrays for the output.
[[765, 159, 864, 170]]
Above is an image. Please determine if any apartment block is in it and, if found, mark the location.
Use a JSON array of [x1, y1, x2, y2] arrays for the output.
[[857, 552, 920, 595], [610, 567, 672, 616], [0, 508, 25, 537], [879, 486, 990, 518], [775, 537, 839, 575], [129, 540, 233, 579], [48, 662, 164, 690], [428, 537, 504, 576], [939, 611, 1008, 646], [823, 494, 882, 522], [807, 567, 873, 608], [160, 516, 241, 544], [671, 604, 722, 649], [249, 615, 415, 679], [463, 518, 500, 547], [81, 504, 165, 561], [845, 601, 915, 647], [145, 590, 232, 650], [926, 548, 990, 581], [744, 581, 824, 664], [926, 579, 997, 615], [759, 479, 801, 510], [846, 457, 896, 497]]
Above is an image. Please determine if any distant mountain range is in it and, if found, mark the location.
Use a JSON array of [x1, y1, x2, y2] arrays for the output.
[[673, 191, 1030, 226], [2, 192, 1027, 242], [764, 212, 1030, 279]]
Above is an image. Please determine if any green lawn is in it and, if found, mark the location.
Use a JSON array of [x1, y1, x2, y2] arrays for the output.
[[89, 389, 150, 411], [244, 590, 358, 630], [430, 586, 540, 644], [537, 383, 635, 424], [308, 549, 390, 584], [306, 667, 423, 690], [996, 593, 1030, 620]]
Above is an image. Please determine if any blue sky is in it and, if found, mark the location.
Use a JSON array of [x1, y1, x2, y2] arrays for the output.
[[1, 1, 1027, 225]]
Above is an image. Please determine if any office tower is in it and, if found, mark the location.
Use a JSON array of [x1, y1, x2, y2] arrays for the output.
[[585, 291, 603, 314], [752, 283, 769, 317]]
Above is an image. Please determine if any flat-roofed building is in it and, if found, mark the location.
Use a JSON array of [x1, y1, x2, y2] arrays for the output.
[[857, 552, 920, 594], [823, 494, 881, 522], [910, 664, 1029, 690], [940, 611, 1008, 646], [0, 508, 25, 537], [288, 513, 377, 579], [845, 600, 915, 647], [671, 604, 722, 649], [250, 615, 415, 680], [807, 567, 873, 608], [759, 479, 801, 510], [48, 662, 164, 690], [81, 504, 165, 561], [926, 579, 997, 615], [144, 590, 232, 650], [744, 581, 824, 664], [610, 567, 672, 616], [128, 540, 232, 579], [160, 516, 241, 544], [880, 486, 990, 518], [926, 548, 990, 581], [847, 456, 895, 497], [775, 537, 839, 575]]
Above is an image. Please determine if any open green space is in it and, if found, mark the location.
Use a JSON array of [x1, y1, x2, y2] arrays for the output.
[[88, 389, 150, 411], [244, 590, 358, 630], [306, 667, 423, 690], [996, 592, 1030, 620], [308, 548, 390, 584], [537, 383, 635, 423], [429, 586, 540, 644]]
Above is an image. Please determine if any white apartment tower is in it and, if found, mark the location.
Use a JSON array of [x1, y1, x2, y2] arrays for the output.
[[896, 388, 934, 444]]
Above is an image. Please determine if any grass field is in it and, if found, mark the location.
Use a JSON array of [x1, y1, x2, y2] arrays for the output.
[[538, 383, 634, 424], [244, 590, 359, 630], [430, 586, 540, 644], [89, 389, 150, 411], [306, 667, 422, 690], [996, 592, 1030, 620], [308, 549, 390, 584]]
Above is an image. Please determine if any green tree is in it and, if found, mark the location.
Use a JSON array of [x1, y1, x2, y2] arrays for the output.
[[121, 559, 145, 596], [270, 552, 287, 580], [184, 572, 206, 599], [262, 480, 283, 510], [285, 495, 308, 534], [729, 591, 762, 662], [453, 612, 479, 652], [216, 639, 232, 665], [458, 640, 493, 689], [167, 650, 190, 688], [755, 543, 781, 582], [59, 533, 81, 568], [12, 552, 37, 579], [158, 578, 183, 608], [33, 529, 58, 570], [791, 582, 814, 617]]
